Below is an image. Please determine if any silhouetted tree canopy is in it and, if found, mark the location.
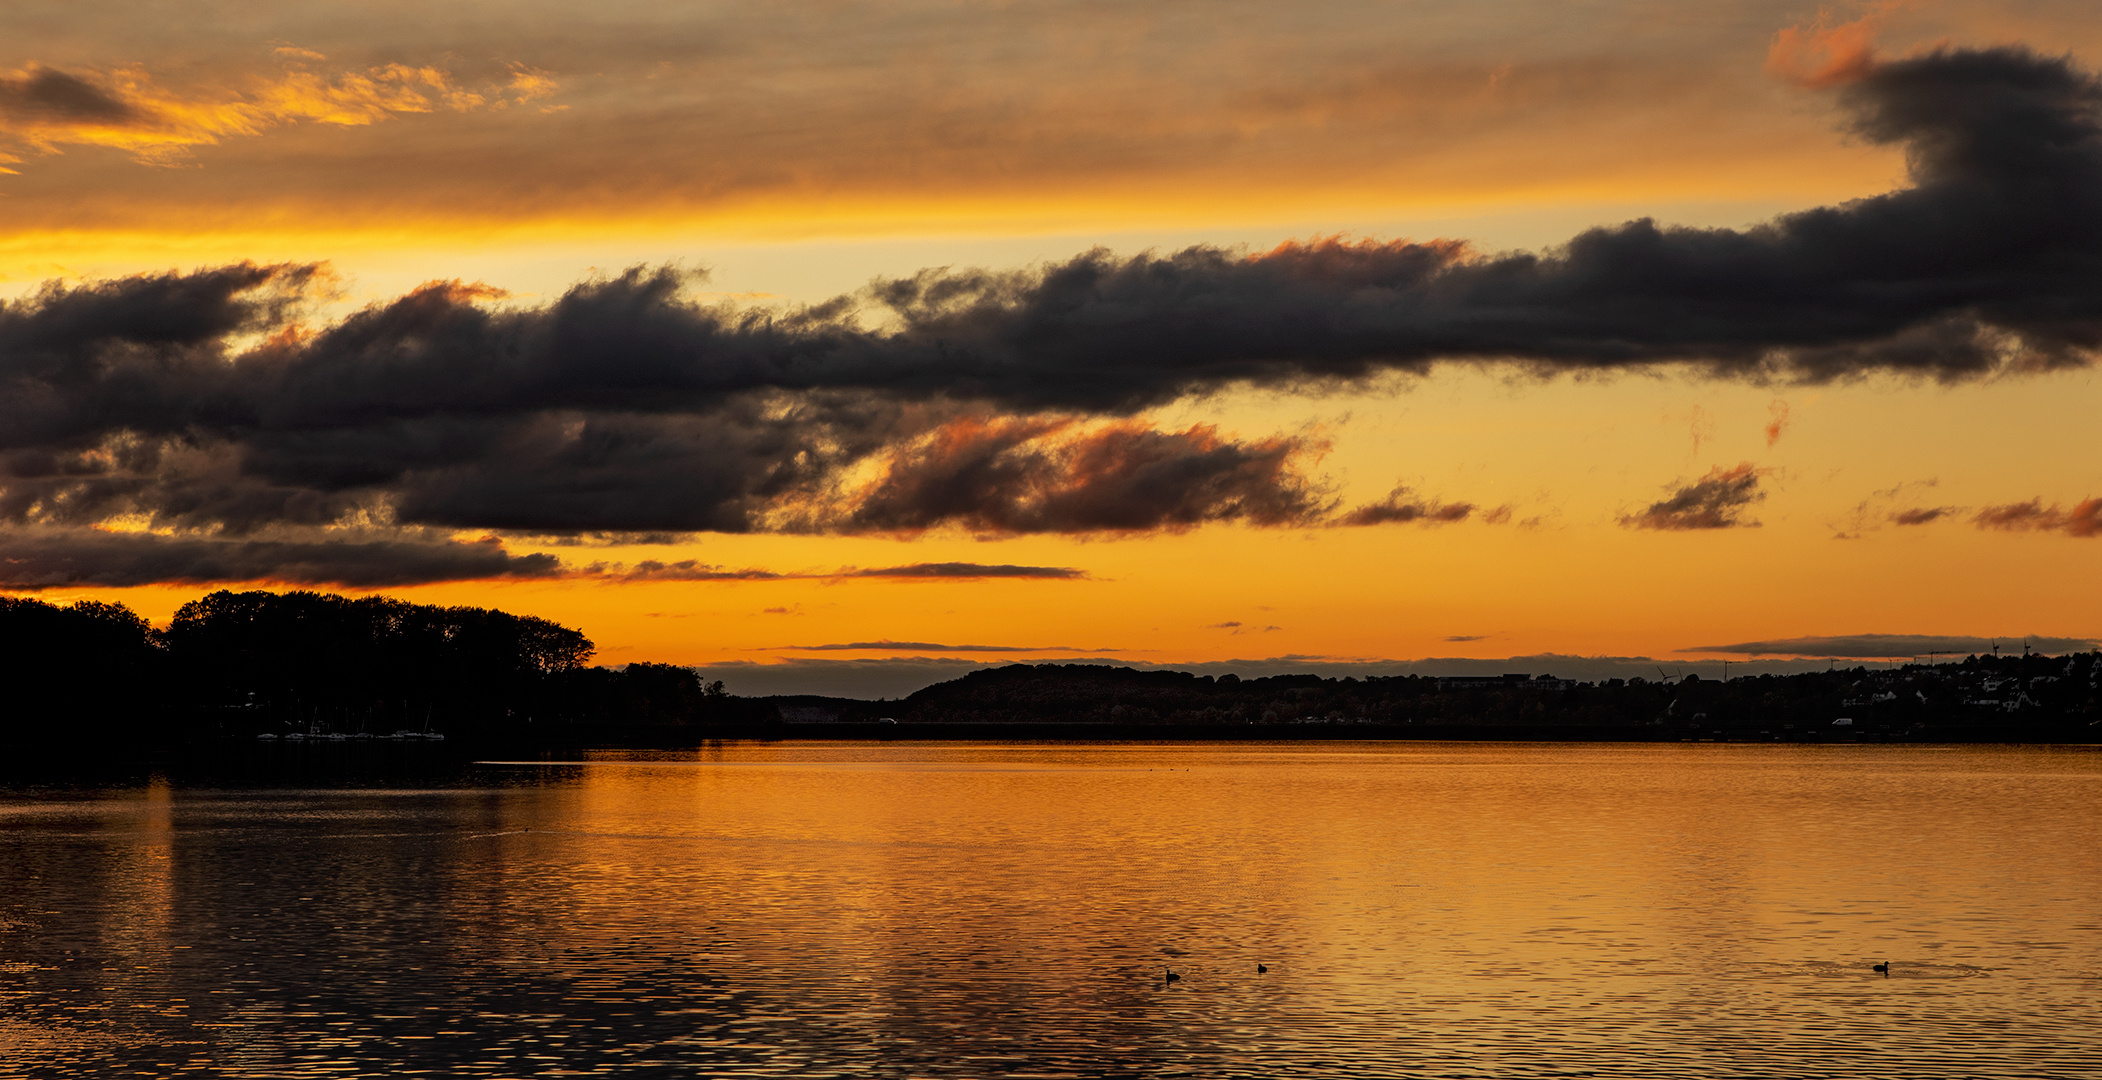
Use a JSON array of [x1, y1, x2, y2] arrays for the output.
[[0, 589, 764, 750], [0, 595, 161, 740]]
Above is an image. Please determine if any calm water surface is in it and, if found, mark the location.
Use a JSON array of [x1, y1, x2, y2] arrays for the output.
[[3, 742, 2099, 1078]]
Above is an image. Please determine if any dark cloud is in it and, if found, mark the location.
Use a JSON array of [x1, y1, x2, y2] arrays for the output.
[[1685, 633, 2097, 658], [866, 46, 2102, 400], [1, 45, 2098, 576], [1206, 620, 1280, 635], [1973, 498, 2102, 537], [581, 559, 1086, 582], [0, 264, 1329, 539], [1622, 463, 1766, 531], [0, 534, 1093, 591], [824, 419, 1331, 534], [1890, 506, 1956, 525], [0, 67, 138, 124], [583, 560, 786, 582], [1338, 486, 1474, 526], [1831, 479, 1945, 538], [1444, 634, 1487, 642], [777, 641, 1122, 654], [0, 528, 558, 590]]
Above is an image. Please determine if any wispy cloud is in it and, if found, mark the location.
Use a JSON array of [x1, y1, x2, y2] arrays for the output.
[[580, 559, 1087, 582], [1764, 400, 1791, 448], [1685, 633, 2096, 658], [775, 641, 1124, 654], [1829, 479, 1945, 539], [1338, 485, 1475, 526], [1765, 3, 1901, 89], [1890, 506, 1956, 525], [0, 55, 554, 168], [1622, 464, 1766, 531], [1973, 499, 2101, 538], [582, 561, 785, 582], [842, 563, 1087, 580]]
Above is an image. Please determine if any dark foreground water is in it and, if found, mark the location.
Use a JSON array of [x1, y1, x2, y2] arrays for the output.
[[3, 742, 2099, 1078]]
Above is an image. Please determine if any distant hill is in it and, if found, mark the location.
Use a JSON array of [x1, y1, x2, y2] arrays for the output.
[[775, 656, 2102, 741]]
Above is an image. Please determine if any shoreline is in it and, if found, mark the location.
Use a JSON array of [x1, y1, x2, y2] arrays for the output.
[[5, 721, 2097, 782]]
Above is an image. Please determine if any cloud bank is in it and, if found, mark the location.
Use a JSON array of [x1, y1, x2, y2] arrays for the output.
[[0, 529, 556, 590]]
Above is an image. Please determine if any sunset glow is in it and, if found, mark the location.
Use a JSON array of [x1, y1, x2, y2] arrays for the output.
[[5, 0, 2098, 694]]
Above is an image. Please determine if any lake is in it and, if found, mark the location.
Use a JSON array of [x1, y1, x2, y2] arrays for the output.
[[3, 741, 2099, 1077]]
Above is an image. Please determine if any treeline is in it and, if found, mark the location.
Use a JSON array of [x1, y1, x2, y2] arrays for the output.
[[0, 591, 768, 750], [8, 588, 2098, 752], [803, 657, 2102, 740]]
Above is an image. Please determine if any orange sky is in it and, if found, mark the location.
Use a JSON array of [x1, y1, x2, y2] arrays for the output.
[[3, 0, 2098, 694]]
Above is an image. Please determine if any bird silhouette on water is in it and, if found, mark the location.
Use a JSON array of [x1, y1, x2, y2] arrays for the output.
[[1257, 964, 1267, 974], [1873, 961, 1890, 977], [1164, 968, 1181, 984]]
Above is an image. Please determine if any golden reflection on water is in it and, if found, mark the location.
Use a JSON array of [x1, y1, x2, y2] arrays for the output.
[[3, 743, 2101, 1077]]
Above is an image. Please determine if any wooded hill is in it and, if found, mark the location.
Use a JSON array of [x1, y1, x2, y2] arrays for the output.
[[777, 655, 2102, 741]]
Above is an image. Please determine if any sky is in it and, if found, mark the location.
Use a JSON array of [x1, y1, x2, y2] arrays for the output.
[[1, 0, 2098, 696]]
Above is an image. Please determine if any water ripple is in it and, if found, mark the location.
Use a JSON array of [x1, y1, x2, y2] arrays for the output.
[[2, 743, 2099, 1077]]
